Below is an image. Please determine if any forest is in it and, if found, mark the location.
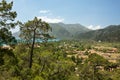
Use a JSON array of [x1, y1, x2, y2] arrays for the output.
[[0, 0, 120, 80]]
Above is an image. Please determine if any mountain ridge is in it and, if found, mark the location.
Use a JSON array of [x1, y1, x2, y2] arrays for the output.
[[13, 23, 90, 39], [77, 25, 120, 42]]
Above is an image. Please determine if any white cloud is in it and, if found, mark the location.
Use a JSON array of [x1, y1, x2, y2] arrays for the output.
[[39, 10, 50, 14], [87, 25, 101, 30], [38, 16, 64, 23]]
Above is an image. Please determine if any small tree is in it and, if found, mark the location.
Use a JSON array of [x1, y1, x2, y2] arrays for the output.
[[19, 17, 52, 68], [0, 0, 17, 45]]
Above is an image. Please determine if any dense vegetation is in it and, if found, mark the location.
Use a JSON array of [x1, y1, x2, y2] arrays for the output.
[[1, 40, 120, 80], [1, 0, 120, 80]]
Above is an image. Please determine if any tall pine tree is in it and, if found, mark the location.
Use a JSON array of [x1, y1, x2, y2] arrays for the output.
[[19, 17, 52, 68]]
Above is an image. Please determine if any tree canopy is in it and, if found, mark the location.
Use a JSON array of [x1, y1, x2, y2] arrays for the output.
[[19, 17, 52, 68], [0, 0, 17, 45]]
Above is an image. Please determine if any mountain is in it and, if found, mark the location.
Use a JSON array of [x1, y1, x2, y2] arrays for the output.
[[49, 23, 90, 39], [77, 25, 120, 42], [49, 23, 71, 39], [13, 23, 90, 39]]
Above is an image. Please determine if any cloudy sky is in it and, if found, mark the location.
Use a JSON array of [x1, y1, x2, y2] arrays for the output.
[[6, 0, 120, 31]]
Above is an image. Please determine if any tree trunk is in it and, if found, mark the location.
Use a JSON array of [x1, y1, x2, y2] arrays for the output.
[[29, 30, 36, 68]]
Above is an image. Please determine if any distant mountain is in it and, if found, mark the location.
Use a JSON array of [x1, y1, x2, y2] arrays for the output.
[[49, 23, 71, 39], [77, 25, 120, 42], [13, 23, 90, 39], [49, 23, 90, 39]]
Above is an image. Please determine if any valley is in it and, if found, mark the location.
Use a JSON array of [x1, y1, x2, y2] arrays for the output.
[[1, 0, 120, 80]]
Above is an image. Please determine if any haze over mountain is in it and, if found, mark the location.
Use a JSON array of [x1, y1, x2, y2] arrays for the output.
[[49, 23, 90, 39], [13, 22, 120, 42], [13, 23, 90, 39], [77, 25, 120, 42]]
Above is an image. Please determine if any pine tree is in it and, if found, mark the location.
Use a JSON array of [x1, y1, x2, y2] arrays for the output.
[[19, 17, 52, 68], [0, 0, 17, 45]]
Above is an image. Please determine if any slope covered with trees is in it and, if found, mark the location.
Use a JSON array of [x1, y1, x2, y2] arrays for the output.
[[77, 25, 120, 42]]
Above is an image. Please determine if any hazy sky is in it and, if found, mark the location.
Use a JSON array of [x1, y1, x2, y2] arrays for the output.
[[6, 0, 120, 31]]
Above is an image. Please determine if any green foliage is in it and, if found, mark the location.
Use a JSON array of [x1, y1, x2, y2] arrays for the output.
[[88, 53, 109, 66], [0, 0, 17, 45], [0, 28, 17, 45], [32, 43, 75, 80], [0, 48, 19, 80], [0, 0, 17, 28], [19, 17, 52, 41], [1, 40, 120, 79], [19, 17, 52, 68], [84, 50, 89, 55], [34, 76, 44, 80]]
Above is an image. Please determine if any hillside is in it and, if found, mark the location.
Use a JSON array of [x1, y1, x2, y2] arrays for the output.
[[13, 23, 90, 39], [49, 23, 71, 39], [77, 25, 120, 42], [60, 23, 89, 34]]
